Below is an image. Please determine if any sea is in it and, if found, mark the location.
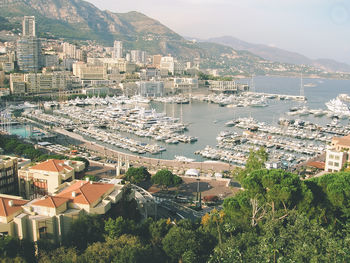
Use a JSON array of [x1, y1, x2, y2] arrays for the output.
[[6, 76, 350, 161]]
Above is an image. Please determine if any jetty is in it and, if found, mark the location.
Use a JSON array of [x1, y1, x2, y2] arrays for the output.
[[53, 128, 233, 174]]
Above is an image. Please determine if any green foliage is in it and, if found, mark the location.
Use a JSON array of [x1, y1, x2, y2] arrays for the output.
[[84, 175, 97, 182], [38, 247, 79, 263], [105, 217, 137, 239], [125, 166, 150, 184], [151, 169, 182, 189], [234, 147, 268, 182], [64, 214, 105, 251], [81, 235, 152, 263], [0, 236, 35, 263], [162, 222, 216, 263]]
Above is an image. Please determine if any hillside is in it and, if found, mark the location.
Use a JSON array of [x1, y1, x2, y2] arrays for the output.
[[206, 36, 350, 73], [0, 0, 349, 78]]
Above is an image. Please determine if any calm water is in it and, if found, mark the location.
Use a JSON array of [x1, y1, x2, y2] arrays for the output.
[[6, 76, 350, 161], [107, 76, 350, 161]]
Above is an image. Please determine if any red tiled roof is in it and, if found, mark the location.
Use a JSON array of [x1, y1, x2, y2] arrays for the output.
[[30, 159, 73, 173], [32, 196, 69, 208], [56, 181, 114, 205], [0, 197, 28, 217], [332, 135, 350, 147]]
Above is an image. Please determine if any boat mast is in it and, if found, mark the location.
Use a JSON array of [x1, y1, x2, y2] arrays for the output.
[[300, 72, 304, 98]]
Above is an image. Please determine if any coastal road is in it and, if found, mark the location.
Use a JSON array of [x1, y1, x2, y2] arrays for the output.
[[53, 128, 234, 174]]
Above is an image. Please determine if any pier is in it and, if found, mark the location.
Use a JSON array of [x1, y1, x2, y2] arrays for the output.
[[244, 91, 306, 101], [53, 128, 233, 174]]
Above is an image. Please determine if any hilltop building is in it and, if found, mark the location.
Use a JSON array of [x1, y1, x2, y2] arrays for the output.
[[0, 156, 19, 196], [18, 159, 85, 200], [0, 179, 126, 242], [16, 16, 42, 72], [16, 37, 42, 72], [325, 134, 350, 172], [130, 50, 146, 64], [112, 41, 123, 59], [22, 16, 36, 37]]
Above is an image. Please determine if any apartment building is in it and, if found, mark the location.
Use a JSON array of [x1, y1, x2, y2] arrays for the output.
[[0, 180, 126, 242], [325, 134, 350, 172], [0, 156, 19, 196], [18, 159, 85, 200]]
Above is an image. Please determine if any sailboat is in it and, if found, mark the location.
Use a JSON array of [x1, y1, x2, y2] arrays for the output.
[[295, 73, 307, 101]]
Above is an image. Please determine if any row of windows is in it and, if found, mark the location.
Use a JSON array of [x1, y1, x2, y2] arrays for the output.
[[0, 170, 14, 178], [0, 177, 15, 186], [328, 154, 341, 161], [328, 161, 340, 167]]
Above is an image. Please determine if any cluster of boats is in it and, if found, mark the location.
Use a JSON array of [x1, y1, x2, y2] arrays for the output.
[[44, 95, 151, 109], [25, 102, 198, 156], [73, 127, 165, 155]]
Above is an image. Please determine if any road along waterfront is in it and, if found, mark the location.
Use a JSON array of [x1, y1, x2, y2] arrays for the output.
[[53, 128, 232, 174]]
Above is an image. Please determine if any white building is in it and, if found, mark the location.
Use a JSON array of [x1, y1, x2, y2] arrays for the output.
[[325, 149, 346, 173], [138, 81, 164, 97], [130, 50, 146, 64], [160, 56, 174, 75], [113, 41, 123, 59], [22, 16, 36, 37], [174, 78, 198, 91]]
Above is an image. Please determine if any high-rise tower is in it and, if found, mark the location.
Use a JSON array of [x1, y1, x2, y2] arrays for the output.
[[22, 16, 36, 37], [113, 41, 123, 59]]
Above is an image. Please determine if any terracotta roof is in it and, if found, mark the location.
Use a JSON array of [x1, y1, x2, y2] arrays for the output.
[[30, 159, 73, 173], [333, 135, 350, 147], [56, 181, 114, 205], [306, 161, 325, 170], [32, 196, 69, 208], [0, 197, 28, 217]]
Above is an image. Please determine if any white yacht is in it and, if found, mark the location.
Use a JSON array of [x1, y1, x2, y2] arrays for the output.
[[175, 155, 195, 162], [325, 97, 350, 115]]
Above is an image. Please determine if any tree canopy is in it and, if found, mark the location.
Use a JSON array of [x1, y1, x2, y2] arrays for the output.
[[125, 166, 151, 184], [151, 169, 182, 189]]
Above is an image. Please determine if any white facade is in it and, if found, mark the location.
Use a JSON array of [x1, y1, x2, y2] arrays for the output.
[[209, 81, 237, 92], [113, 41, 123, 59], [160, 56, 174, 75], [22, 16, 36, 37], [174, 78, 198, 90], [325, 149, 347, 172], [139, 81, 164, 97]]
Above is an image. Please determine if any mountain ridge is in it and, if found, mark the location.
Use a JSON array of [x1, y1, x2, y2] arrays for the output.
[[205, 35, 350, 73]]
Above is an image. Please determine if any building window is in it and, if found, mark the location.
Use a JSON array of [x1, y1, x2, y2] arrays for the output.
[[39, 227, 48, 239], [329, 154, 334, 159], [335, 156, 340, 160], [334, 162, 339, 167], [328, 161, 333, 166]]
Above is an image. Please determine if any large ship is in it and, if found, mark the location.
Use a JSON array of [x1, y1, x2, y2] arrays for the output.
[[325, 97, 350, 115]]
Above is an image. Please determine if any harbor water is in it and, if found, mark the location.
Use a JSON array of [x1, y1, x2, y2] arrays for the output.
[[102, 76, 350, 161], [6, 76, 350, 162]]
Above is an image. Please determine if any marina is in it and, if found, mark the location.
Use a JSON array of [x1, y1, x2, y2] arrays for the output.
[[2, 76, 350, 169]]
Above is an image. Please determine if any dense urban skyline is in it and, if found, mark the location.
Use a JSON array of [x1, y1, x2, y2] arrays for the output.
[[87, 0, 350, 64]]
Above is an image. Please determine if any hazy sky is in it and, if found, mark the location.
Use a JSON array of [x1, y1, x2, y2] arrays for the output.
[[86, 0, 350, 64]]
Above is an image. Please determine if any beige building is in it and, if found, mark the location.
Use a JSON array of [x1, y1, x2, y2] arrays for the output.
[[10, 73, 26, 95], [0, 180, 126, 242], [209, 80, 237, 93], [325, 134, 350, 172], [18, 159, 85, 199], [0, 156, 19, 196], [73, 62, 107, 80], [25, 72, 72, 94]]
